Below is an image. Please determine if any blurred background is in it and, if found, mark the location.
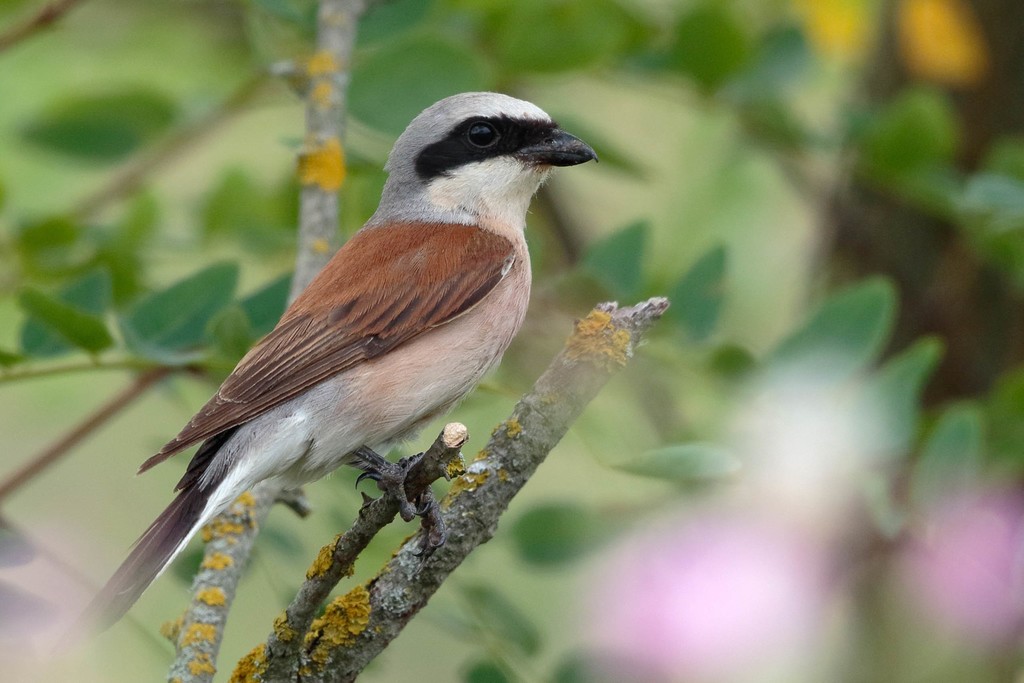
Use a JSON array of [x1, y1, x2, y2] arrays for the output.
[[1, 0, 1023, 681]]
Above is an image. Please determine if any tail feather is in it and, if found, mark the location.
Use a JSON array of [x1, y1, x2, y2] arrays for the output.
[[80, 484, 212, 633]]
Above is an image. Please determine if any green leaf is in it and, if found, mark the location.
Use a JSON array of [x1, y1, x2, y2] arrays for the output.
[[240, 273, 291, 337], [728, 24, 812, 100], [20, 269, 113, 357], [510, 503, 603, 567], [350, 35, 492, 136], [15, 216, 91, 277], [912, 404, 984, 507], [615, 442, 740, 484], [708, 343, 757, 379], [987, 368, 1024, 464], [18, 288, 114, 354], [121, 262, 239, 361], [666, 244, 727, 343], [863, 337, 943, 454], [958, 173, 1024, 234], [0, 349, 23, 367], [670, 3, 752, 91], [21, 89, 177, 162], [462, 584, 541, 656], [488, 0, 649, 74], [0, 178, 6, 213], [859, 88, 957, 178], [581, 221, 647, 300], [769, 278, 897, 379], [982, 138, 1024, 182], [463, 660, 512, 683], [206, 305, 255, 368], [202, 169, 298, 253], [358, 0, 431, 46]]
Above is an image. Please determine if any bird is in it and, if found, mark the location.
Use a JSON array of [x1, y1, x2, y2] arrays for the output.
[[83, 92, 597, 630]]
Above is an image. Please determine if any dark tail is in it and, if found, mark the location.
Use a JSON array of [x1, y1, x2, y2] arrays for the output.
[[79, 484, 212, 633]]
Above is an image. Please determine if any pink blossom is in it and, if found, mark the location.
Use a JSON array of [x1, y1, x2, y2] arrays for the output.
[[585, 512, 830, 682], [901, 490, 1024, 645]]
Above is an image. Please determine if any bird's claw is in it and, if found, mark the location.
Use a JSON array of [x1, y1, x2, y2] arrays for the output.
[[351, 446, 448, 556], [352, 446, 422, 521]]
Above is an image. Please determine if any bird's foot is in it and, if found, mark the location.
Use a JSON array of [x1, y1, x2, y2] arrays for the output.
[[352, 446, 421, 521], [351, 446, 447, 555], [411, 488, 447, 558]]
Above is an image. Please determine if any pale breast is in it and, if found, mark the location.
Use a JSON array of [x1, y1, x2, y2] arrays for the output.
[[293, 238, 531, 481]]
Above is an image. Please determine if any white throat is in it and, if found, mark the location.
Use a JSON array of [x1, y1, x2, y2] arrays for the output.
[[426, 157, 550, 230]]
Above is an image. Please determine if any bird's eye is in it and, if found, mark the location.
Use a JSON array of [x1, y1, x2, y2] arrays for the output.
[[466, 122, 499, 148]]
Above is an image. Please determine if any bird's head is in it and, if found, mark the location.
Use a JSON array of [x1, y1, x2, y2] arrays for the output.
[[373, 92, 597, 229]]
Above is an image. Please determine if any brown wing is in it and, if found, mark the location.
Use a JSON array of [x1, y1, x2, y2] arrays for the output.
[[138, 222, 515, 473]]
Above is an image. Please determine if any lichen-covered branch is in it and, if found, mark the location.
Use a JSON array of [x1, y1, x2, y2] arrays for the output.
[[252, 424, 468, 681], [165, 487, 276, 683], [167, 2, 364, 679], [292, 298, 670, 682], [290, 0, 365, 300]]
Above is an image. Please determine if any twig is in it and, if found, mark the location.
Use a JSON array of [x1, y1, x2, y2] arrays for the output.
[[289, 0, 365, 299], [166, 485, 280, 683], [71, 73, 270, 221], [0, 357, 161, 385], [232, 297, 670, 682], [0, 367, 170, 502], [257, 423, 468, 681], [168, 1, 366, 679], [0, 0, 85, 54]]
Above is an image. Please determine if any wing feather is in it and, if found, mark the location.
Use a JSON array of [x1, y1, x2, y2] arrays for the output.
[[138, 223, 514, 473]]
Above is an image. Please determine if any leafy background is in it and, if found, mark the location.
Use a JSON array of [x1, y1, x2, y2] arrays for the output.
[[1, 0, 1023, 681]]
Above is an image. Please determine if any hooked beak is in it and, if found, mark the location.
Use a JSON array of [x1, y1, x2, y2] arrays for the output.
[[517, 129, 598, 167]]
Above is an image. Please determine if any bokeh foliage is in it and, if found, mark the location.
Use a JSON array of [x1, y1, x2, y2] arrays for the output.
[[1, 0, 1023, 681]]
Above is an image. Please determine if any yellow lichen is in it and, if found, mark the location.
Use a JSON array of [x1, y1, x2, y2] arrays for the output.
[[447, 468, 490, 497], [312, 237, 331, 254], [182, 622, 217, 646], [306, 534, 342, 579], [298, 137, 346, 191], [505, 418, 523, 438], [304, 585, 372, 670], [197, 587, 227, 607], [444, 453, 466, 480], [230, 643, 267, 683], [160, 614, 184, 643], [564, 310, 632, 370], [273, 612, 297, 643], [311, 80, 333, 109], [188, 653, 216, 676], [234, 491, 256, 509], [306, 50, 338, 77], [201, 552, 234, 571], [201, 519, 247, 543]]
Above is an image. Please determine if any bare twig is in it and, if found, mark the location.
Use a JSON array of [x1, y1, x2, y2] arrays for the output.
[[0, 367, 170, 502], [168, 1, 365, 679], [257, 423, 468, 681], [0, 0, 85, 54]]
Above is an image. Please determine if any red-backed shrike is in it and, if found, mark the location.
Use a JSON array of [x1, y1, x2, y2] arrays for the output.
[[85, 92, 596, 629]]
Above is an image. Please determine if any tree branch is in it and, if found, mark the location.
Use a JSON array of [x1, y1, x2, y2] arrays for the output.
[[0, 0, 85, 54], [257, 423, 469, 681], [229, 297, 669, 682], [0, 367, 170, 502], [167, 1, 365, 678]]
